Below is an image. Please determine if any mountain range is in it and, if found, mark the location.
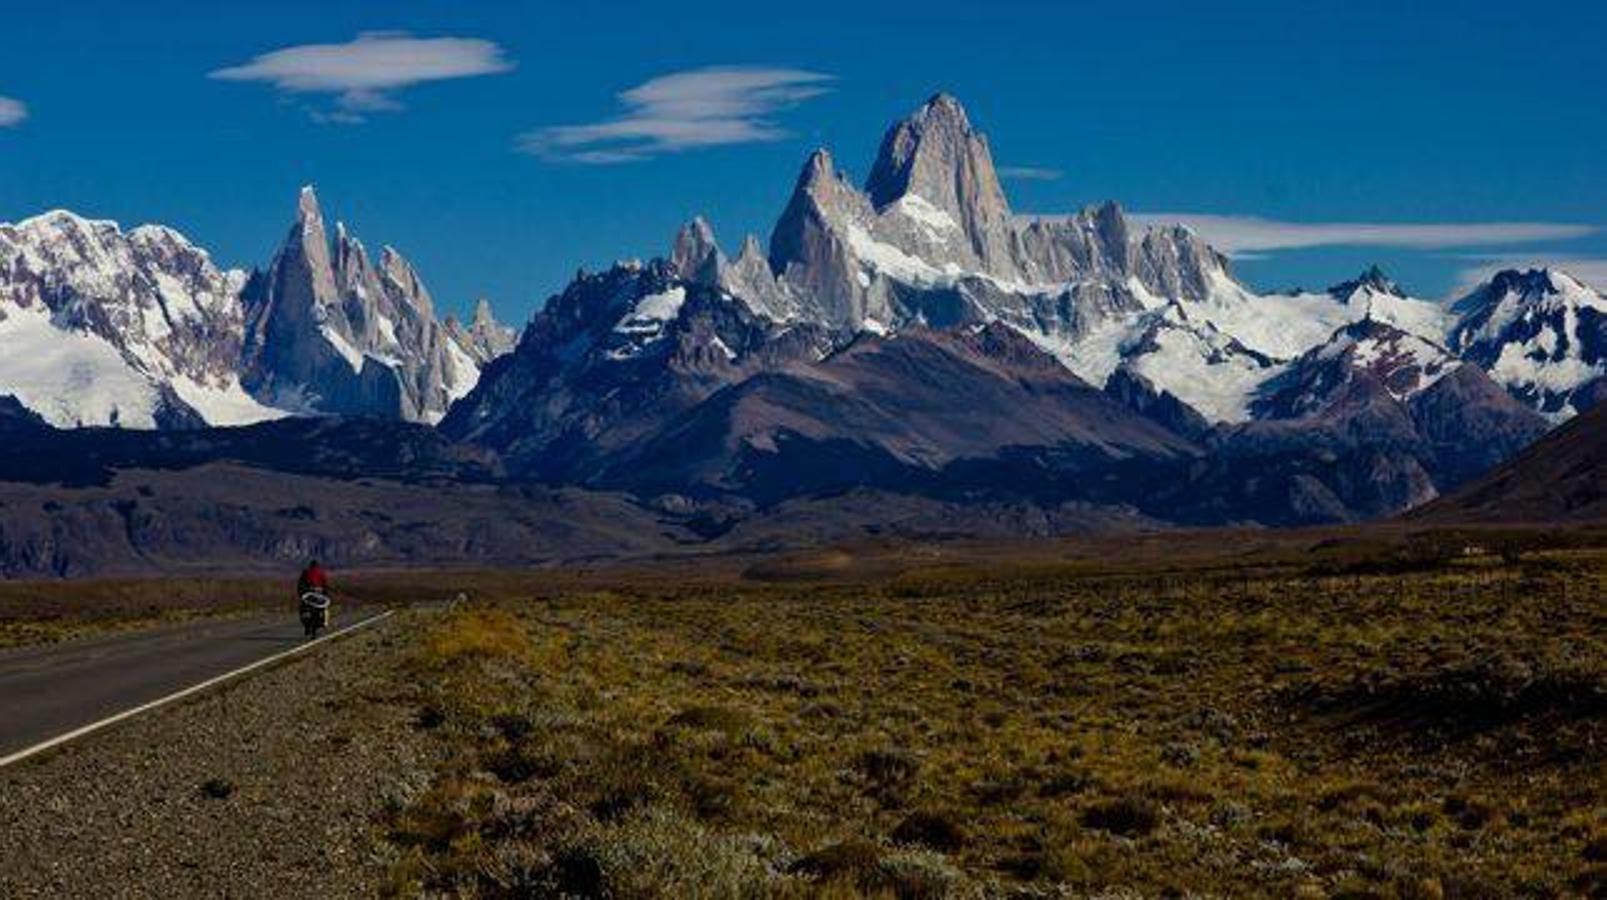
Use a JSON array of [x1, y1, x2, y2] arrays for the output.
[[1, 92, 1602, 563], [443, 94, 1595, 521], [0, 187, 514, 429]]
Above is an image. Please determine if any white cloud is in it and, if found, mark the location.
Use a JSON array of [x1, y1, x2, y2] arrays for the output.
[[997, 166, 1062, 181], [0, 96, 27, 127], [1451, 254, 1607, 297], [522, 66, 833, 163], [209, 31, 512, 121], [1124, 212, 1596, 256]]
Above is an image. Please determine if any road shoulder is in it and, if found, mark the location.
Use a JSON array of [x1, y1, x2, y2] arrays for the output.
[[0, 612, 431, 898]]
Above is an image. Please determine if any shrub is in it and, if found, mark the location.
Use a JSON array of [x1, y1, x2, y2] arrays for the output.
[[790, 839, 887, 892], [414, 704, 446, 730], [558, 808, 776, 898], [858, 747, 921, 789], [1161, 741, 1202, 768], [485, 747, 547, 784], [1038, 769, 1095, 798], [1080, 796, 1160, 838], [878, 848, 967, 899], [666, 704, 752, 736], [891, 810, 969, 852], [490, 710, 534, 742]]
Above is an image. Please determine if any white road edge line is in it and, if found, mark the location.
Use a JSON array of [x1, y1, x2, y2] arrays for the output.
[[0, 609, 395, 770]]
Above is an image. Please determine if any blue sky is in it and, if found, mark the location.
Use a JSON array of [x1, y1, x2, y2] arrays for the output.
[[3, 0, 1604, 324]]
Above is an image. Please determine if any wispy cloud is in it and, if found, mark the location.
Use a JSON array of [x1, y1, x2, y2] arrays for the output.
[[521, 66, 834, 164], [0, 96, 27, 128], [1126, 212, 1596, 256], [997, 166, 1062, 181], [1451, 253, 1607, 297], [209, 31, 513, 122]]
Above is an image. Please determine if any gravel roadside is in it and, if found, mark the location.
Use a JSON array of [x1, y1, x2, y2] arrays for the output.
[[0, 612, 431, 898]]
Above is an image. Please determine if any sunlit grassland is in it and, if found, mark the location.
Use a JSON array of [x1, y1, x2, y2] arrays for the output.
[[376, 538, 1606, 897]]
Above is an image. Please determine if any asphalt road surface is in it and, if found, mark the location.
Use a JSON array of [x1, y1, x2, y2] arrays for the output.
[[0, 610, 378, 763]]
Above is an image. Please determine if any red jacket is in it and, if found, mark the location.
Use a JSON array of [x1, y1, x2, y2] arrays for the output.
[[298, 564, 329, 594]]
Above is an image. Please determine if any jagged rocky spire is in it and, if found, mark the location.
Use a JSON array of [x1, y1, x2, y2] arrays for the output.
[[767, 148, 877, 328], [1329, 264, 1404, 299], [292, 186, 339, 307], [671, 216, 723, 285], [242, 186, 503, 422], [448, 297, 518, 363], [864, 93, 1016, 274], [472, 297, 497, 328]]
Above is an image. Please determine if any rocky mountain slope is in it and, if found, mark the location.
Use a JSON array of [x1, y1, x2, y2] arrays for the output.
[[596, 323, 1198, 504], [442, 257, 841, 481], [0, 189, 514, 428], [0, 408, 676, 577], [1411, 399, 1606, 523], [0, 464, 677, 578]]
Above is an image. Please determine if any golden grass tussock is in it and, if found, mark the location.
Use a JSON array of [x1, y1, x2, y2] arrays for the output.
[[414, 607, 534, 669]]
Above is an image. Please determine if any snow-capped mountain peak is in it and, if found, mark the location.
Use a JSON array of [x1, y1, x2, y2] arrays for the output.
[[645, 95, 1563, 432], [594, 94, 1591, 439], [1454, 267, 1602, 323], [1449, 267, 1605, 419], [0, 186, 515, 429], [436, 92, 1569, 527], [1317, 266, 1456, 342], [0, 206, 277, 428], [763, 94, 1248, 362], [670, 216, 722, 285], [1249, 317, 1459, 423], [1329, 264, 1405, 301], [1320, 318, 1458, 399], [864, 92, 1013, 269]]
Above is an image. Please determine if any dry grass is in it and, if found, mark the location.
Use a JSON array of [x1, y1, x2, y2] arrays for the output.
[[0, 578, 291, 647], [370, 537, 1606, 897], [1, 528, 1599, 894]]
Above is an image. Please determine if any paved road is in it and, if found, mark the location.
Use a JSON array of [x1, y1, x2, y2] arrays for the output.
[[0, 611, 374, 762]]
